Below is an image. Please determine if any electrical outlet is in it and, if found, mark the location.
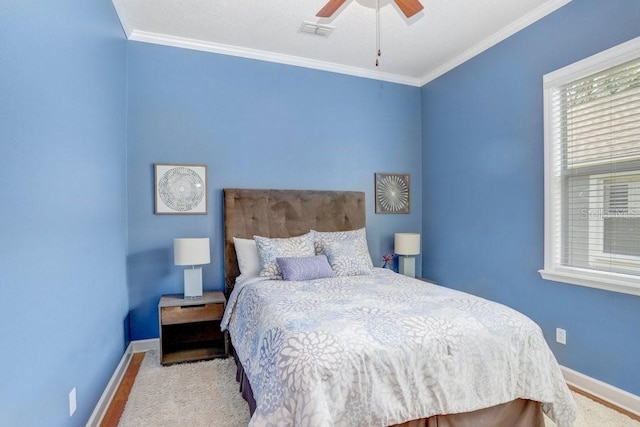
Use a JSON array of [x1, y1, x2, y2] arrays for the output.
[[69, 388, 77, 417], [556, 328, 567, 345]]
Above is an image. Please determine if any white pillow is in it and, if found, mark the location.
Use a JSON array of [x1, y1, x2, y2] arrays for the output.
[[233, 237, 260, 278]]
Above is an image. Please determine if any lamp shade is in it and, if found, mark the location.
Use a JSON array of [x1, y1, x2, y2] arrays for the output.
[[394, 233, 420, 256], [174, 238, 211, 266]]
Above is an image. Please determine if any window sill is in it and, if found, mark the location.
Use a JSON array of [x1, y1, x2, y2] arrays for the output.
[[539, 268, 640, 297]]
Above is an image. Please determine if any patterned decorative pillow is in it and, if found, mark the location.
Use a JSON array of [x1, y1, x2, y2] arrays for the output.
[[323, 236, 374, 277], [254, 233, 315, 279], [276, 255, 333, 281], [312, 227, 369, 255]]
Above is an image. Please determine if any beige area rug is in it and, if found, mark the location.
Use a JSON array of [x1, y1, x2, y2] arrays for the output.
[[119, 350, 639, 426], [545, 392, 639, 427], [118, 350, 251, 427]]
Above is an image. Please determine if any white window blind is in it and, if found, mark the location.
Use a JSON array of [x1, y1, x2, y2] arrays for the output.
[[541, 37, 640, 296]]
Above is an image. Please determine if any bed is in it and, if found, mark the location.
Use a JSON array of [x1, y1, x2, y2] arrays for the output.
[[221, 188, 576, 427]]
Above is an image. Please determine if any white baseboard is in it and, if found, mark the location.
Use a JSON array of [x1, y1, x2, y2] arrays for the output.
[[561, 365, 640, 417], [86, 339, 159, 427], [130, 338, 159, 353]]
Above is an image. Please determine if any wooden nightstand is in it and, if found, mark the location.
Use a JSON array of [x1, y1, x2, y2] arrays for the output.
[[158, 291, 229, 365]]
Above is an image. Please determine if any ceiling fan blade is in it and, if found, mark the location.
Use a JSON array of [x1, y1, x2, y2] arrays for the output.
[[316, 0, 348, 17], [394, 0, 424, 18]]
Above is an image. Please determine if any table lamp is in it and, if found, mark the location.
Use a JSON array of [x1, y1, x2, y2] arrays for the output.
[[395, 233, 420, 278], [174, 238, 210, 298]]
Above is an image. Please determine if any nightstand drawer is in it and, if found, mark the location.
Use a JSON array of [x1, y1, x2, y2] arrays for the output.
[[161, 303, 224, 325], [159, 291, 228, 365]]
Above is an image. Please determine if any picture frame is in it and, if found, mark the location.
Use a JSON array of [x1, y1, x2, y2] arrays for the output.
[[375, 173, 410, 214], [154, 163, 207, 215]]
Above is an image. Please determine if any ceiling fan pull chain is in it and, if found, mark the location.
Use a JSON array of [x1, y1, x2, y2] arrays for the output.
[[376, 0, 381, 66]]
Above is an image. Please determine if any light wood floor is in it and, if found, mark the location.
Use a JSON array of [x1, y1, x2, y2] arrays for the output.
[[99, 351, 639, 426]]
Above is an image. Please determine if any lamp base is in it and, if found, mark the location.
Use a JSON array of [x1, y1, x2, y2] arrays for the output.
[[184, 267, 203, 299], [398, 256, 416, 278]]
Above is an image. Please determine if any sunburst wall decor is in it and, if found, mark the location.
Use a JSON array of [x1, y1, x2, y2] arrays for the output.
[[375, 173, 410, 214]]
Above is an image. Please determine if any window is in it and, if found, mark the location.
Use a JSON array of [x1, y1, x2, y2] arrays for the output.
[[540, 37, 640, 297]]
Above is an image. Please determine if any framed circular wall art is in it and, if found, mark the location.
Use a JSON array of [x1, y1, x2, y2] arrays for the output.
[[155, 163, 207, 214], [375, 173, 410, 214]]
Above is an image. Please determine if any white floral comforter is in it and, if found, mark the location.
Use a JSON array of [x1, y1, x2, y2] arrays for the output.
[[221, 268, 576, 427]]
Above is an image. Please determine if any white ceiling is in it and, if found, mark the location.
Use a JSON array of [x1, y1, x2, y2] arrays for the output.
[[112, 0, 571, 87]]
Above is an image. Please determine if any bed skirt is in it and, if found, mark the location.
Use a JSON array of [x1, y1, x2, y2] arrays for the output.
[[232, 349, 544, 427], [234, 349, 258, 415]]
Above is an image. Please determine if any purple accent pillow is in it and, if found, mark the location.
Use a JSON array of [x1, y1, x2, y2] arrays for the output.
[[276, 255, 334, 281]]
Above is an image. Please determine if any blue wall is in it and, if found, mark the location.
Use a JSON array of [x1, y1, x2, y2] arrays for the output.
[[2, 1, 638, 424], [126, 42, 423, 340], [421, 0, 640, 396], [0, 1, 128, 425]]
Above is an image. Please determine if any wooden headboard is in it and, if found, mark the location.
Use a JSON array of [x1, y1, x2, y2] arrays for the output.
[[223, 188, 366, 295]]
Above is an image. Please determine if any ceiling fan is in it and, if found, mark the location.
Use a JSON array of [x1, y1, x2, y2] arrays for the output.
[[316, 0, 424, 18]]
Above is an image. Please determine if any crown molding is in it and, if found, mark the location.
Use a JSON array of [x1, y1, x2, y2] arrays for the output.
[[418, 0, 572, 86], [128, 30, 423, 87], [114, 0, 570, 88]]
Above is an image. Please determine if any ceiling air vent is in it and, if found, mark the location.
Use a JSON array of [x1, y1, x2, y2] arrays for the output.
[[299, 21, 334, 37]]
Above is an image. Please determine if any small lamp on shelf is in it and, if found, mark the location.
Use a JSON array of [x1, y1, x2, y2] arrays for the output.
[[394, 233, 420, 278], [174, 238, 210, 299]]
